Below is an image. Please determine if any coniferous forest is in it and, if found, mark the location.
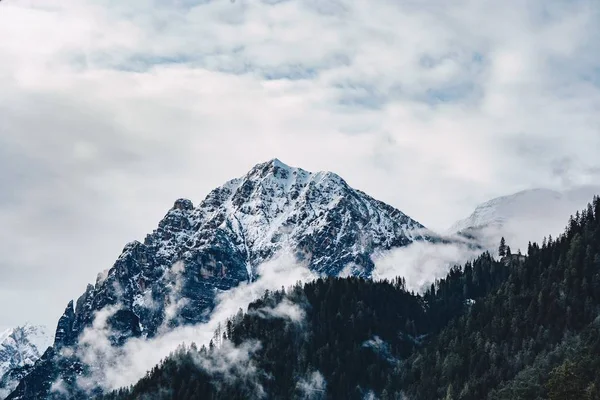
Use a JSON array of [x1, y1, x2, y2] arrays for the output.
[[102, 196, 600, 400]]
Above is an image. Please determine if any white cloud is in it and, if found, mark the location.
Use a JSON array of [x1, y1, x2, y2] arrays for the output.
[[373, 240, 480, 292], [296, 370, 327, 400], [193, 339, 266, 398], [68, 253, 317, 392], [161, 260, 190, 328], [249, 298, 306, 324], [362, 336, 397, 365]]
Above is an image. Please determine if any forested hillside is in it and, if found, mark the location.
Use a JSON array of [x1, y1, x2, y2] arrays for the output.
[[103, 196, 600, 400], [396, 197, 600, 399]]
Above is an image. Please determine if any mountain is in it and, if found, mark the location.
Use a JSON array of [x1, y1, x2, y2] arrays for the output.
[[0, 325, 51, 398], [103, 195, 600, 400], [450, 186, 600, 252], [7, 159, 429, 399]]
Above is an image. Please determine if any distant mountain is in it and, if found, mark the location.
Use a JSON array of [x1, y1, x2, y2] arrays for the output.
[[8, 159, 429, 399], [0, 325, 51, 398], [450, 186, 600, 252]]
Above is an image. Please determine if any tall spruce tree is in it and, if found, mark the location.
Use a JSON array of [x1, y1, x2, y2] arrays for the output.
[[499, 236, 507, 257]]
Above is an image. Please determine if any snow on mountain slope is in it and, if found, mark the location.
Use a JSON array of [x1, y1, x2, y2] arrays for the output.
[[450, 189, 564, 234], [0, 325, 51, 398], [184, 158, 427, 277], [450, 186, 600, 252], [8, 159, 429, 400], [0, 325, 50, 376]]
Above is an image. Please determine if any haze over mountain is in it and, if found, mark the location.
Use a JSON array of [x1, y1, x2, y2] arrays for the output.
[[450, 186, 600, 252]]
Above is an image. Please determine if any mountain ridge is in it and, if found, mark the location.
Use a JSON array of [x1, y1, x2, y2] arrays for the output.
[[7, 158, 429, 400]]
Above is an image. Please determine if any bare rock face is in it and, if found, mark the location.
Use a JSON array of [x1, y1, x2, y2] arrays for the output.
[[7, 159, 429, 400]]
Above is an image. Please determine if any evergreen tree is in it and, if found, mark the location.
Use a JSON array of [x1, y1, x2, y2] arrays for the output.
[[499, 237, 507, 257]]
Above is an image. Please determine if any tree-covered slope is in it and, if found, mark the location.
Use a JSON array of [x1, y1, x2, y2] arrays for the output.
[[101, 253, 508, 400], [394, 197, 600, 399]]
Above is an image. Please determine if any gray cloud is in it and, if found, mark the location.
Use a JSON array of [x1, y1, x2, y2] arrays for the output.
[[0, 0, 599, 331]]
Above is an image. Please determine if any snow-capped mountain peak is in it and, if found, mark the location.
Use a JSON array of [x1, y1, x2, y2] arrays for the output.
[[8, 159, 429, 399], [150, 158, 427, 278]]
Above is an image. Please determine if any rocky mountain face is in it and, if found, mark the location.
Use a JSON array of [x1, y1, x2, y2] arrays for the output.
[[450, 186, 600, 252], [7, 159, 429, 399], [0, 325, 51, 399]]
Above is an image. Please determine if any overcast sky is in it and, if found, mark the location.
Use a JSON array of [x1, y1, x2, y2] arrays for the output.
[[0, 0, 599, 332]]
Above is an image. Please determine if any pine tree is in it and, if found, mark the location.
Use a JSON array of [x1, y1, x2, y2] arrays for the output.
[[499, 237, 507, 257]]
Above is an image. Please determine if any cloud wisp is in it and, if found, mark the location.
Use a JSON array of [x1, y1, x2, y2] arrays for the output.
[[60, 253, 317, 393], [372, 239, 481, 293]]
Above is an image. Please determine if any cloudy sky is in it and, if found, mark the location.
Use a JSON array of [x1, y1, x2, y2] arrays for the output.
[[0, 0, 599, 332]]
